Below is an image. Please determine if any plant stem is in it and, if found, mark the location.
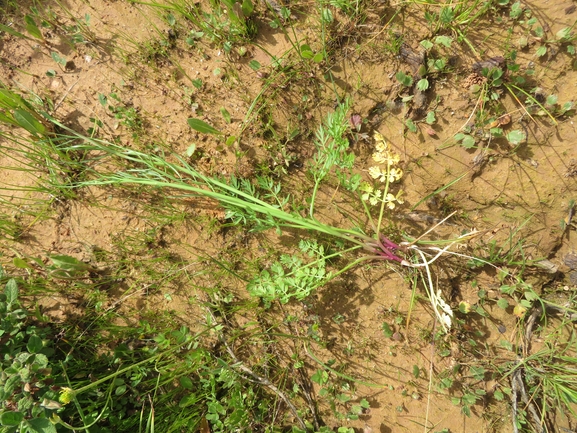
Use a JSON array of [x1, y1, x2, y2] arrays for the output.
[[309, 177, 322, 218], [375, 161, 392, 238], [58, 123, 408, 268]]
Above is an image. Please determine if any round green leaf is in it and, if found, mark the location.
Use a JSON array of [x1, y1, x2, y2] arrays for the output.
[[497, 298, 509, 309], [405, 118, 417, 133], [225, 135, 237, 147], [26, 418, 57, 433], [535, 45, 547, 57], [461, 135, 476, 149], [300, 47, 314, 59], [434, 35, 452, 48], [179, 376, 194, 389], [506, 130, 526, 145], [1, 411, 24, 426], [420, 39, 433, 50], [417, 78, 429, 91], [395, 71, 413, 87], [248, 60, 261, 71], [313, 52, 324, 63], [27, 335, 43, 354]]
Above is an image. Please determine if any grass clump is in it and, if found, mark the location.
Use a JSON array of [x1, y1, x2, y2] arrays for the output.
[[0, 262, 291, 432]]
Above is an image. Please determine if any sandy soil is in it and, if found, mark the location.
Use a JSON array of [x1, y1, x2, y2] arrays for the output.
[[1, 0, 576, 431]]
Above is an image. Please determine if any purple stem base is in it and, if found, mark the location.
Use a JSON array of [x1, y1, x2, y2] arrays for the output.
[[364, 235, 404, 263]]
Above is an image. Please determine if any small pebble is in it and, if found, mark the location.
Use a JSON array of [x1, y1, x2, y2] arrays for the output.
[[569, 270, 577, 285], [564, 252, 577, 269]]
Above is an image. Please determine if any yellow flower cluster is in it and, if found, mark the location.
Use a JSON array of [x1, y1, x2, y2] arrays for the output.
[[59, 387, 75, 405], [360, 132, 404, 209]]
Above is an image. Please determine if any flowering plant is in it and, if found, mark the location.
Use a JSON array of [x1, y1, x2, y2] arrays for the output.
[[358, 131, 457, 331], [360, 131, 404, 210], [67, 105, 459, 331]]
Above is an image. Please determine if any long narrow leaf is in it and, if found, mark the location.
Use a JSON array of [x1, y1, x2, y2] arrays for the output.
[[24, 15, 43, 40], [0, 23, 32, 40], [13, 109, 46, 137], [187, 118, 222, 135], [0, 88, 27, 110]]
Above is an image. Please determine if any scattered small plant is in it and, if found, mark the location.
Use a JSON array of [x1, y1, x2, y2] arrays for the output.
[[98, 91, 144, 136]]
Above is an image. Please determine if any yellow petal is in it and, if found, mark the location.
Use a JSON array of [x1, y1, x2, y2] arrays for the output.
[[382, 152, 400, 165], [368, 166, 383, 179], [372, 152, 385, 163], [359, 182, 373, 193], [376, 142, 388, 153], [514, 304, 527, 318], [389, 168, 403, 181], [459, 301, 471, 314]]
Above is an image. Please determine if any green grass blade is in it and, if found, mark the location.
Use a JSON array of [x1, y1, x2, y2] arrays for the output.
[[0, 23, 32, 41], [410, 172, 467, 211], [13, 109, 46, 137]]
